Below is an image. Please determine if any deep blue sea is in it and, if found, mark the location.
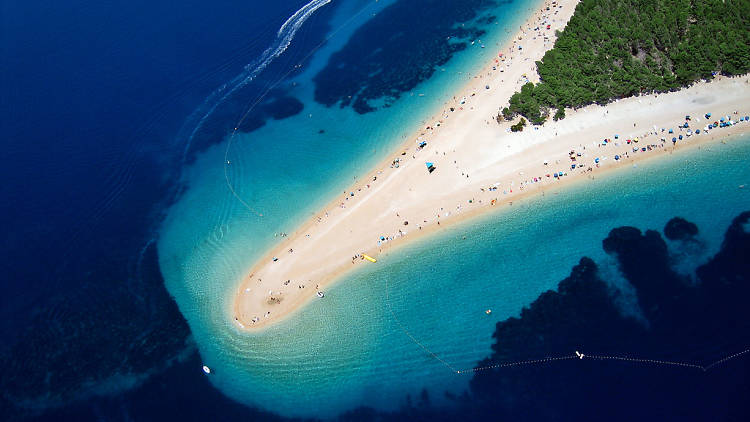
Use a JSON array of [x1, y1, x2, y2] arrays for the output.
[[2, 1, 749, 421]]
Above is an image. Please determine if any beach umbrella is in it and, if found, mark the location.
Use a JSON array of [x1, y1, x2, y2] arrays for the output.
[[679, 135, 683, 140], [705, 113, 711, 118], [668, 129, 673, 134], [594, 157, 600, 163], [614, 134, 619, 139], [672, 137, 677, 142], [614, 155, 620, 160]]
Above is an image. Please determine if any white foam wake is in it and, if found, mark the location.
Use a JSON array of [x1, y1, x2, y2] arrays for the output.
[[179, 0, 333, 159]]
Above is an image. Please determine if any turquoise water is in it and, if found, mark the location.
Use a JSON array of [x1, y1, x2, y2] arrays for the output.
[[157, 0, 750, 418]]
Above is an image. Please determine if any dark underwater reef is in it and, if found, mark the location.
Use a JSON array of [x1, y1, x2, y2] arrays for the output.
[[340, 212, 750, 421], [0, 244, 192, 420], [313, 0, 504, 114]]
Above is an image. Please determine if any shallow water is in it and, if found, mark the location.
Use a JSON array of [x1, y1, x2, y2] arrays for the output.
[[158, 0, 750, 417], [158, 0, 558, 417]]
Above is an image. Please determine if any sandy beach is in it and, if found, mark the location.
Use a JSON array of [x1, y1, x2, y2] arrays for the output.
[[231, 0, 750, 330]]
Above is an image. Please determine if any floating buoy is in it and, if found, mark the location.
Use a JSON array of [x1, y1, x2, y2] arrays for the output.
[[202, 365, 211, 374]]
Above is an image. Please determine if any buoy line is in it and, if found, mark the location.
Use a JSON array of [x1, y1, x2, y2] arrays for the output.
[[384, 276, 750, 375]]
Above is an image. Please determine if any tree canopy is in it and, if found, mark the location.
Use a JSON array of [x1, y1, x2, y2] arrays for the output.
[[503, 0, 750, 124]]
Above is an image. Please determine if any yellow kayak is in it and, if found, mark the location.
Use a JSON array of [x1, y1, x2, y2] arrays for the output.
[[362, 254, 377, 263]]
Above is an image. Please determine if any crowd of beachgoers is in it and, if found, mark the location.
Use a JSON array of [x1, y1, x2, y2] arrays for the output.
[[231, 0, 749, 331]]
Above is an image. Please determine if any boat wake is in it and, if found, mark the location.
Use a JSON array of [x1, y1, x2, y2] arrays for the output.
[[177, 0, 333, 161]]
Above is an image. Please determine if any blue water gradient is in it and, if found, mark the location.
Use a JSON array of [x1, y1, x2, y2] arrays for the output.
[[3, 0, 749, 420]]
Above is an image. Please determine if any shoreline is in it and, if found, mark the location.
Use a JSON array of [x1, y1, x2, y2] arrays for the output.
[[230, 0, 750, 331]]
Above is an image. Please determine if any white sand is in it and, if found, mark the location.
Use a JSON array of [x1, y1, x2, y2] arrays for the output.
[[232, 0, 750, 330]]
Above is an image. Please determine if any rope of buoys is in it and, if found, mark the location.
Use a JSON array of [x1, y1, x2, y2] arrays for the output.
[[385, 276, 459, 373], [384, 274, 750, 375]]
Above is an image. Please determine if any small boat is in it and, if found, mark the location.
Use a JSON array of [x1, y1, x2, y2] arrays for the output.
[[485, 309, 492, 315], [202, 365, 211, 375], [317, 291, 325, 298]]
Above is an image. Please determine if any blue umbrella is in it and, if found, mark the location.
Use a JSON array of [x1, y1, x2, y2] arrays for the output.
[[614, 155, 620, 160]]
